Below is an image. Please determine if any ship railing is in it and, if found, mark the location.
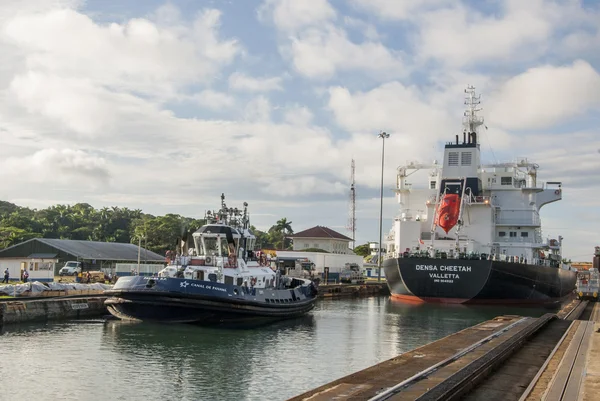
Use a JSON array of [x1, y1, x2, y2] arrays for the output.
[[465, 194, 491, 205], [496, 216, 541, 225]]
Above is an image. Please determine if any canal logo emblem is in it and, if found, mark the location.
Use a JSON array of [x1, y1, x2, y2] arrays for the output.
[[180, 281, 189, 288]]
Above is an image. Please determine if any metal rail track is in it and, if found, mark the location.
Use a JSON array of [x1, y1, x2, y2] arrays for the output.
[[518, 301, 595, 401], [563, 300, 589, 321], [366, 317, 531, 401], [368, 301, 591, 401]]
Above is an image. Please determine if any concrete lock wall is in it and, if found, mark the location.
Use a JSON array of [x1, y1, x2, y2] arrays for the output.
[[0, 297, 108, 326]]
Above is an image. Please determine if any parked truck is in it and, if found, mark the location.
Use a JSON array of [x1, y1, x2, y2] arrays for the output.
[[339, 263, 365, 284], [285, 258, 316, 280], [58, 261, 82, 276]]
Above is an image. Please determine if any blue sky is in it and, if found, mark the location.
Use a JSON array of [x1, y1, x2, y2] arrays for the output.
[[0, 0, 599, 260]]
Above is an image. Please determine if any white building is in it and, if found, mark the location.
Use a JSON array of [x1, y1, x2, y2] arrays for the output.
[[276, 250, 363, 274], [288, 226, 354, 254]]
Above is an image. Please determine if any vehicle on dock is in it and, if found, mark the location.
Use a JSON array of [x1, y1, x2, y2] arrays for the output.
[[339, 263, 364, 284], [104, 194, 318, 325], [383, 86, 577, 304], [284, 258, 316, 279], [58, 261, 82, 276], [577, 268, 599, 301]]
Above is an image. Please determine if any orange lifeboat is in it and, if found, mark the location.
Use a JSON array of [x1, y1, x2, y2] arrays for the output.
[[435, 194, 460, 233]]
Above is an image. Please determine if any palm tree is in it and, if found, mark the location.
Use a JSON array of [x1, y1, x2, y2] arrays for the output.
[[275, 218, 294, 235]]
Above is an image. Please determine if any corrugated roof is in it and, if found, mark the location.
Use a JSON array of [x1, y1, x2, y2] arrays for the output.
[[27, 253, 58, 259], [287, 226, 353, 241], [35, 238, 165, 262]]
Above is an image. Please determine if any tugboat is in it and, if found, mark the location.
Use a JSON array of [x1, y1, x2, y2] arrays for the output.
[[383, 86, 577, 304], [105, 194, 318, 324]]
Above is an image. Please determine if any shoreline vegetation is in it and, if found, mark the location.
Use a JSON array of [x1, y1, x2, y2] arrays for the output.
[[1, 200, 373, 256]]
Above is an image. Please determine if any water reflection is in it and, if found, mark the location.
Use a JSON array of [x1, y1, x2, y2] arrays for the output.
[[0, 297, 561, 401]]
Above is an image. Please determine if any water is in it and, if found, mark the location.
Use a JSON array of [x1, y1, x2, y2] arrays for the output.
[[0, 298, 558, 401]]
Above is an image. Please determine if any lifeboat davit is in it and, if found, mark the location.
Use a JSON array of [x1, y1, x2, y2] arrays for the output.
[[435, 194, 460, 233]]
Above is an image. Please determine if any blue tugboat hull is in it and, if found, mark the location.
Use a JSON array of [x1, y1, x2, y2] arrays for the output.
[[104, 276, 317, 324]]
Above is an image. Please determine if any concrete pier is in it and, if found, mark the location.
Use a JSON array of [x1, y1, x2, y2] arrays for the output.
[[0, 296, 108, 327], [289, 299, 599, 401], [318, 282, 389, 299]]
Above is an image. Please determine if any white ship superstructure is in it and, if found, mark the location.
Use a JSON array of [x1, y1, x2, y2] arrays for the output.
[[386, 86, 564, 267]]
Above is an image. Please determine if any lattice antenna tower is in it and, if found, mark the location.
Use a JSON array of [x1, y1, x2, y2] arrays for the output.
[[347, 159, 356, 250], [463, 85, 484, 133]]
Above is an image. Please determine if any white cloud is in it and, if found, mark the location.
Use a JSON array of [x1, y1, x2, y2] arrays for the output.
[[257, 0, 336, 33], [327, 82, 453, 139], [283, 105, 313, 126], [288, 26, 404, 79], [193, 90, 235, 110], [413, 0, 600, 68], [351, 0, 451, 20], [1, 148, 110, 188], [262, 176, 345, 197], [487, 60, 600, 130], [343, 17, 380, 41], [8, 71, 162, 137], [3, 8, 240, 97], [259, 0, 404, 80], [243, 96, 272, 122], [228, 72, 283, 92]]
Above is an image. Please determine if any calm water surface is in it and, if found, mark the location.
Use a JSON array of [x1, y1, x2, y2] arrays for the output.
[[0, 298, 558, 401]]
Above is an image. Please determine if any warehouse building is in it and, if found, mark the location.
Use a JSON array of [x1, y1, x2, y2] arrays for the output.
[[0, 238, 165, 282]]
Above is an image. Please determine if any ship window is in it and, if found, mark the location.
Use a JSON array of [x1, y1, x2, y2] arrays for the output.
[[448, 152, 459, 166], [521, 232, 529, 237], [430, 181, 436, 189], [510, 232, 517, 237], [501, 177, 512, 185], [461, 152, 472, 166], [499, 231, 506, 237]]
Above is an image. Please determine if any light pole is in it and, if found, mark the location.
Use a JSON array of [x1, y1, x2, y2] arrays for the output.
[[377, 131, 389, 282]]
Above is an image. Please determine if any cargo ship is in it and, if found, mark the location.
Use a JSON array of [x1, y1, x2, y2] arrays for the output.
[[383, 86, 577, 304]]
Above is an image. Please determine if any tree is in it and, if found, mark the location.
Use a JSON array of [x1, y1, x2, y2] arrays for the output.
[[274, 218, 294, 235], [268, 218, 294, 250], [353, 243, 371, 257]]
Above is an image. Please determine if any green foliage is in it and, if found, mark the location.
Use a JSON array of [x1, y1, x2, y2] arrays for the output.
[[267, 217, 294, 250], [0, 200, 296, 256], [0, 201, 205, 255], [353, 243, 371, 257]]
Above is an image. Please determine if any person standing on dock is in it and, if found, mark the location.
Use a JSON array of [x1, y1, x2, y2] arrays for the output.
[[2, 268, 8, 283], [23, 269, 29, 283]]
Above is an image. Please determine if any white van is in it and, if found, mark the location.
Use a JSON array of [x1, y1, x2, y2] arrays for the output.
[[58, 261, 82, 276]]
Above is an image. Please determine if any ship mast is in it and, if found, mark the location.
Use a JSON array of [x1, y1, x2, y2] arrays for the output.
[[463, 85, 484, 133]]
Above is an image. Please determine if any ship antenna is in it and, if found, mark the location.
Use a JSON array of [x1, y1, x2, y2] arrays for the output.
[[463, 85, 484, 135]]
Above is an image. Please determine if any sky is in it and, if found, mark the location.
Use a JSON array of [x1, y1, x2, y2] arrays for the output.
[[0, 0, 599, 261]]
